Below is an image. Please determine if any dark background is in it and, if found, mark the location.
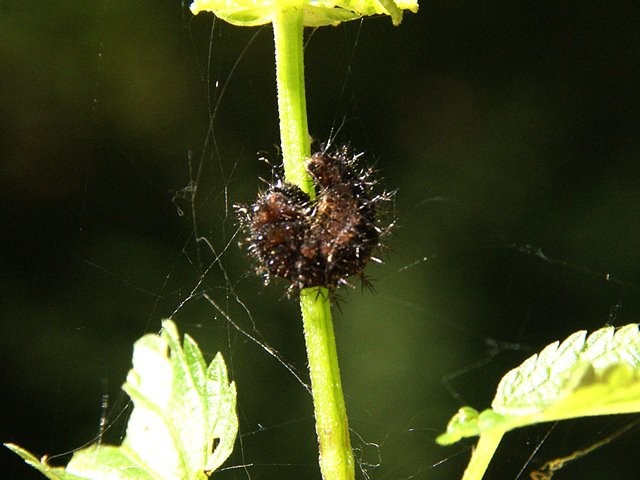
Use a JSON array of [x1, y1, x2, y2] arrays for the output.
[[2, 1, 640, 478]]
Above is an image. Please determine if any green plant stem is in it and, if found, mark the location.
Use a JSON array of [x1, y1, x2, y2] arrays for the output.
[[273, 5, 313, 197], [273, 7, 355, 480], [462, 430, 505, 480], [300, 288, 355, 480]]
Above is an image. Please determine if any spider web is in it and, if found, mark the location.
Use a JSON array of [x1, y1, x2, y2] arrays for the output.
[[3, 1, 640, 480]]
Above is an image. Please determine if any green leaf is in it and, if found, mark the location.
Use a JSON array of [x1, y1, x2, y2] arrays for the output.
[[436, 323, 640, 480], [5, 320, 238, 480], [492, 323, 640, 419], [4, 444, 85, 480], [190, 0, 419, 27]]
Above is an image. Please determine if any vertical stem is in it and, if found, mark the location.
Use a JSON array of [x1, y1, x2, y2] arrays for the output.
[[462, 431, 505, 480], [273, 8, 355, 480], [300, 288, 355, 480], [273, 5, 314, 197]]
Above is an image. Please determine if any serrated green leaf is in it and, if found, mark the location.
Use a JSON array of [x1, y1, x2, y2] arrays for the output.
[[67, 446, 155, 479], [492, 323, 640, 419], [4, 444, 86, 480], [190, 0, 418, 27], [437, 324, 640, 480], [5, 320, 238, 480], [204, 353, 238, 473], [438, 324, 640, 446]]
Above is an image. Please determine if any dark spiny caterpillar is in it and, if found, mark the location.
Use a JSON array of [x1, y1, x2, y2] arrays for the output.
[[237, 146, 390, 292]]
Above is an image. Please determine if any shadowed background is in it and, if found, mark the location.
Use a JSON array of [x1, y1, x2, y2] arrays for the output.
[[2, 1, 640, 478]]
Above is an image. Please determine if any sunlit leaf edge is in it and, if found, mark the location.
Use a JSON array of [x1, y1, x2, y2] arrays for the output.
[[190, 0, 418, 27], [4, 444, 85, 480], [437, 323, 640, 446], [5, 320, 238, 480]]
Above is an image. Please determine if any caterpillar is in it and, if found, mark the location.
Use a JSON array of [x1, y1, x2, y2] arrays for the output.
[[238, 146, 390, 292]]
